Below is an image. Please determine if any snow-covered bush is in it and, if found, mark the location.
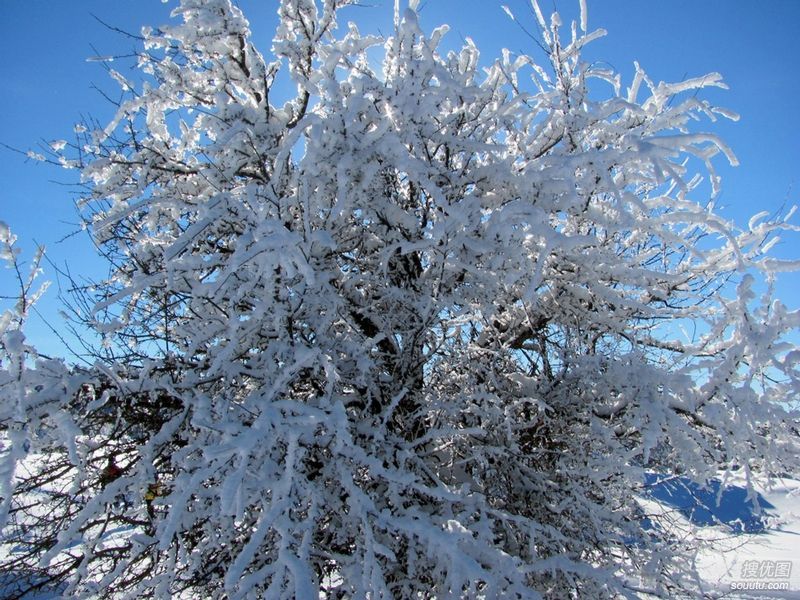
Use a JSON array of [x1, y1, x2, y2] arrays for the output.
[[1, 1, 799, 597]]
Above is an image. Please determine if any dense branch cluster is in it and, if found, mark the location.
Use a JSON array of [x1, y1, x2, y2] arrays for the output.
[[1, 1, 798, 598]]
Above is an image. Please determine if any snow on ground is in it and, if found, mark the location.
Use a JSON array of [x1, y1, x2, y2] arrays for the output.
[[642, 475, 800, 598], [696, 477, 800, 598]]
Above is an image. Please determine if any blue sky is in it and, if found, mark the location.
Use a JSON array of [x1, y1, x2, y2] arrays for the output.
[[1, 1, 798, 359]]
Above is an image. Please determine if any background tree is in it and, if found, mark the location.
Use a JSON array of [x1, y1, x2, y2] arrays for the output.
[[1, 0, 799, 598]]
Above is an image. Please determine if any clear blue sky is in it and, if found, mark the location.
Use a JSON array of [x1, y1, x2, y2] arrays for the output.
[[1, 1, 798, 359]]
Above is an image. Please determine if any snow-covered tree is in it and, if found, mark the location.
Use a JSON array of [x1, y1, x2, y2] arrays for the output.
[[2, 0, 799, 597]]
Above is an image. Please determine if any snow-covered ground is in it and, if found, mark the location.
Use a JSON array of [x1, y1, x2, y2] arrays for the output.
[[697, 478, 800, 598], [642, 475, 800, 598]]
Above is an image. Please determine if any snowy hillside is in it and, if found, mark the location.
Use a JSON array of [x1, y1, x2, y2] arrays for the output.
[[698, 478, 800, 598], [641, 476, 800, 598]]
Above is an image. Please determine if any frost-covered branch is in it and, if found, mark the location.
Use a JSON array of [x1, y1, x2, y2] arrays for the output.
[[1, 1, 798, 598]]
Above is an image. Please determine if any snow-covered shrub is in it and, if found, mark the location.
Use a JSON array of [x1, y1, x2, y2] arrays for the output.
[[1, 1, 798, 597]]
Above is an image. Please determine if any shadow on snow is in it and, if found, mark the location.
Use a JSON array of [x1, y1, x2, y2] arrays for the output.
[[644, 473, 775, 533]]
